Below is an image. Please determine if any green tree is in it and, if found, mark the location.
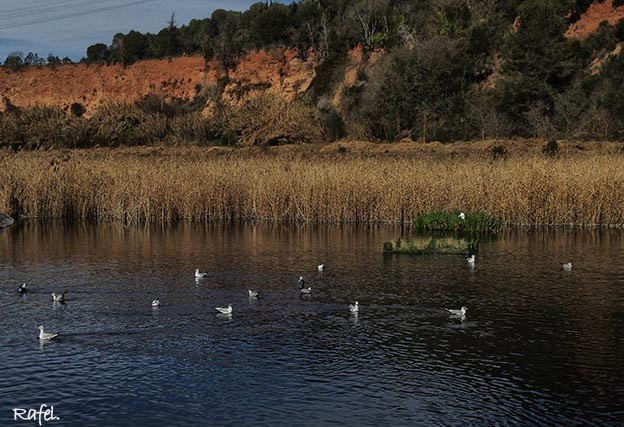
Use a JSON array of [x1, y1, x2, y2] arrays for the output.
[[47, 54, 61, 66], [294, 0, 322, 50], [245, 2, 293, 47], [3, 52, 23, 70], [590, 51, 624, 139], [497, 0, 587, 135], [346, 0, 391, 51], [124, 30, 149, 62], [435, 0, 471, 39], [363, 38, 470, 141], [148, 14, 182, 58], [23, 52, 45, 66], [85, 43, 109, 64]]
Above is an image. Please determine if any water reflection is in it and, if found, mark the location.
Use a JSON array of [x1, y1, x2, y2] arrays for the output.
[[216, 313, 233, 321], [0, 222, 623, 425]]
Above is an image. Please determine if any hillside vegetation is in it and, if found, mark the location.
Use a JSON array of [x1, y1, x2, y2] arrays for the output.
[[1, 0, 624, 147]]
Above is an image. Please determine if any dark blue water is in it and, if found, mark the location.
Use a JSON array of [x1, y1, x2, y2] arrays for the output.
[[1, 222, 624, 426]]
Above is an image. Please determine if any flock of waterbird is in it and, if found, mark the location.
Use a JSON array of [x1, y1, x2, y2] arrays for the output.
[[28, 260, 468, 341], [24, 212, 574, 341], [28, 262, 357, 341]]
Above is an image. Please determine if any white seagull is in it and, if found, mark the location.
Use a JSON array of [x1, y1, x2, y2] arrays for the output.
[[298, 276, 305, 286], [300, 287, 312, 294], [349, 301, 359, 313], [152, 299, 160, 307], [38, 326, 58, 340], [318, 263, 325, 272], [466, 254, 476, 265], [18, 283, 27, 294], [248, 290, 260, 298], [195, 268, 209, 279], [51, 290, 67, 303], [458, 212, 466, 221], [447, 306, 467, 316], [216, 304, 232, 314], [562, 262, 572, 271]]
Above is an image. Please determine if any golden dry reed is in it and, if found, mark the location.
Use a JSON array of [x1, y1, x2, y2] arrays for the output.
[[1, 149, 624, 226]]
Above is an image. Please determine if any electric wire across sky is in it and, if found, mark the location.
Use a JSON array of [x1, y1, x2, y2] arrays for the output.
[[0, 0, 256, 60], [0, 0, 156, 31]]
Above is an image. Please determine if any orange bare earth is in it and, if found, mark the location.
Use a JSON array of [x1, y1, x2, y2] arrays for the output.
[[0, 49, 318, 115], [566, 0, 624, 38]]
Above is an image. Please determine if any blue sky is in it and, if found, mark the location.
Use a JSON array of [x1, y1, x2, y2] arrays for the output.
[[0, 0, 260, 61]]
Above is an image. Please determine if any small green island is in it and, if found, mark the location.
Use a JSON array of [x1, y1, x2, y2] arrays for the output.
[[384, 211, 492, 254], [383, 235, 478, 255]]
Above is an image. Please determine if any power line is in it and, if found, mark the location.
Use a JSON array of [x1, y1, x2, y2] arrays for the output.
[[0, 0, 121, 21], [0, 0, 157, 31], [0, 0, 105, 17]]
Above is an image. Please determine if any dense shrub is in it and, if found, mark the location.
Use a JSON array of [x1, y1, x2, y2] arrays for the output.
[[543, 139, 560, 157], [220, 93, 322, 146]]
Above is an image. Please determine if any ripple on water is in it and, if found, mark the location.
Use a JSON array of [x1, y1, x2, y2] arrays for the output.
[[1, 224, 624, 425]]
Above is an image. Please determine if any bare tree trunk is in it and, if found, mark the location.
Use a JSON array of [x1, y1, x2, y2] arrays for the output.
[[320, 12, 330, 58]]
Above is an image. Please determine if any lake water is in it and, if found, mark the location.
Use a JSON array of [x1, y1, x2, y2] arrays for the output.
[[1, 222, 623, 426]]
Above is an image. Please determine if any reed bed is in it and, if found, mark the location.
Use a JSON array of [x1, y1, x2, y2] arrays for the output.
[[1, 149, 624, 226]]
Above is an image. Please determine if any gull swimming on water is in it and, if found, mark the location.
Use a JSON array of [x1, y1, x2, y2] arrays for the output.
[[152, 299, 160, 307], [38, 326, 58, 340], [51, 290, 67, 303], [300, 287, 312, 294], [216, 304, 232, 314], [446, 306, 467, 316], [18, 283, 27, 294], [195, 269, 209, 279], [248, 290, 260, 298], [562, 262, 572, 271], [466, 254, 476, 265], [349, 301, 359, 313], [318, 263, 325, 272]]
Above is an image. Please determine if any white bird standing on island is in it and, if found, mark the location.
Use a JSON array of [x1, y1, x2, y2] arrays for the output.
[[349, 301, 359, 313], [459, 212, 466, 221], [562, 262, 572, 271], [447, 306, 467, 317], [38, 326, 58, 340], [216, 304, 232, 314], [195, 269, 209, 279]]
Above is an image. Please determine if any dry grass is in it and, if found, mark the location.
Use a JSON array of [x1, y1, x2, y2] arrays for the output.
[[220, 93, 322, 145], [0, 95, 322, 148], [1, 146, 624, 226]]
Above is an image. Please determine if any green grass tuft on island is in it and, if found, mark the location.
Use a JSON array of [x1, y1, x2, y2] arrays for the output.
[[412, 211, 502, 232], [383, 236, 477, 255]]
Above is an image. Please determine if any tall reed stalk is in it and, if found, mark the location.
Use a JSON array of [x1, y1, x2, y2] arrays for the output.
[[1, 149, 624, 226]]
